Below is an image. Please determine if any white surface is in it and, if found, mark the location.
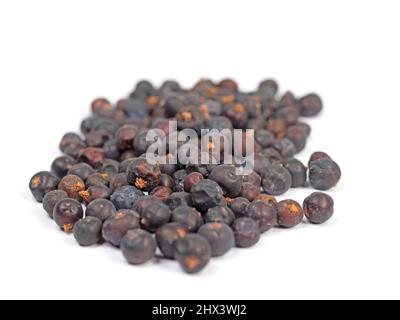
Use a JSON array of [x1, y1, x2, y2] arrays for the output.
[[0, 0, 399, 300]]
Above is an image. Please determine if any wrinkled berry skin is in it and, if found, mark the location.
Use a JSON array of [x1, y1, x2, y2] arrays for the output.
[[190, 179, 225, 213], [150, 186, 172, 202], [309, 158, 341, 190], [73, 216, 103, 246], [232, 218, 261, 248], [86, 199, 116, 222], [121, 229, 156, 265], [277, 200, 304, 228], [204, 206, 235, 226], [133, 196, 162, 216], [53, 199, 84, 232], [29, 171, 60, 202], [174, 234, 212, 274], [262, 164, 292, 196], [198, 223, 235, 257], [110, 185, 144, 210], [78, 147, 106, 167], [239, 183, 260, 202], [246, 201, 277, 233], [171, 207, 204, 232], [155, 223, 188, 259], [42, 190, 68, 218], [58, 174, 86, 201], [283, 158, 307, 188], [127, 158, 161, 191], [256, 194, 278, 207], [298, 93, 323, 117], [67, 163, 95, 181], [102, 210, 140, 247], [209, 165, 243, 197], [229, 197, 250, 218], [308, 151, 331, 167], [303, 192, 334, 224], [165, 192, 193, 211], [141, 203, 171, 232]]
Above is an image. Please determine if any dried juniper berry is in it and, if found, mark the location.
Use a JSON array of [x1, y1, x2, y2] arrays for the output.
[[53, 198, 84, 233], [198, 223, 235, 257], [102, 210, 140, 246], [209, 165, 243, 197], [85, 131, 107, 148], [271, 138, 297, 159], [78, 147, 106, 167], [242, 171, 262, 187], [239, 183, 261, 202], [59, 132, 86, 159], [285, 126, 307, 152], [42, 190, 68, 218], [29, 171, 60, 202], [184, 172, 204, 192], [91, 98, 113, 116], [218, 78, 238, 92], [176, 106, 205, 134], [283, 158, 307, 188], [256, 194, 278, 207], [206, 116, 233, 131], [165, 192, 194, 211], [308, 151, 331, 167], [277, 200, 304, 228], [298, 93, 323, 117], [246, 200, 277, 233], [262, 164, 292, 196], [158, 173, 176, 189], [67, 163, 95, 181], [73, 216, 103, 246], [141, 203, 171, 232], [97, 159, 119, 176], [255, 129, 275, 148], [79, 185, 111, 204], [185, 151, 217, 178], [155, 223, 188, 259], [261, 147, 283, 164], [204, 206, 235, 226], [103, 139, 121, 160], [85, 173, 109, 188], [303, 192, 334, 224], [223, 103, 248, 128], [171, 207, 204, 232], [253, 153, 271, 175], [127, 157, 161, 191], [174, 234, 212, 274], [110, 185, 144, 210], [121, 229, 156, 265], [190, 179, 225, 213], [86, 199, 116, 222], [229, 197, 250, 218], [133, 195, 162, 216], [150, 186, 172, 202], [58, 174, 86, 201], [266, 118, 287, 139], [109, 173, 128, 190], [232, 217, 261, 248], [258, 79, 278, 97], [163, 96, 186, 118], [51, 156, 76, 178], [173, 169, 188, 192], [115, 125, 139, 151], [309, 158, 341, 190]]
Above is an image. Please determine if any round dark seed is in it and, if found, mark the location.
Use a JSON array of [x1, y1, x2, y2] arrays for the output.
[[42, 190, 68, 218], [283, 158, 307, 188], [141, 203, 171, 232], [86, 199, 116, 222], [303, 192, 334, 224], [198, 223, 235, 257], [51, 156, 76, 178], [110, 185, 144, 210], [262, 164, 292, 195], [204, 206, 235, 226], [209, 165, 243, 197], [126, 158, 161, 191], [73, 216, 103, 246], [246, 201, 277, 233], [232, 217, 261, 248], [298, 93, 323, 117], [229, 197, 250, 218], [155, 223, 188, 259], [102, 210, 140, 247], [29, 171, 60, 202], [58, 174, 86, 201], [309, 158, 341, 191], [174, 234, 212, 274], [121, 229, 156, 265], [53, 198, 84, 233], [277, 200, 304, 228], [171, 207, 204, 232], [184, 172, 204, 192], [190, 179, 225, 213]]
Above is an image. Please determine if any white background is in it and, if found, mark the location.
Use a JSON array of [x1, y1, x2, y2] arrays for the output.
[[0, 0, 399, 300]]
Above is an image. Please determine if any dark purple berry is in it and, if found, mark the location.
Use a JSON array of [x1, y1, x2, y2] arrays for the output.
[[102, 210, 140, 246], [198, 223, 235, 257], [121, 229, 156, 265], [232, 218, 261, 248], [303, 192, 334, 224]]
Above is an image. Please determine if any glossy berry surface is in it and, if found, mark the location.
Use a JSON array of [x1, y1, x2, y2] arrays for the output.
[[198, 223, 235, 257], [29, 171, 60, 202], [121, 229, 156, 265], [303, 192, 334, 224], [174, 234, 212, 274], [53, 198, 84, 233], [73, 216, 103, 246]]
